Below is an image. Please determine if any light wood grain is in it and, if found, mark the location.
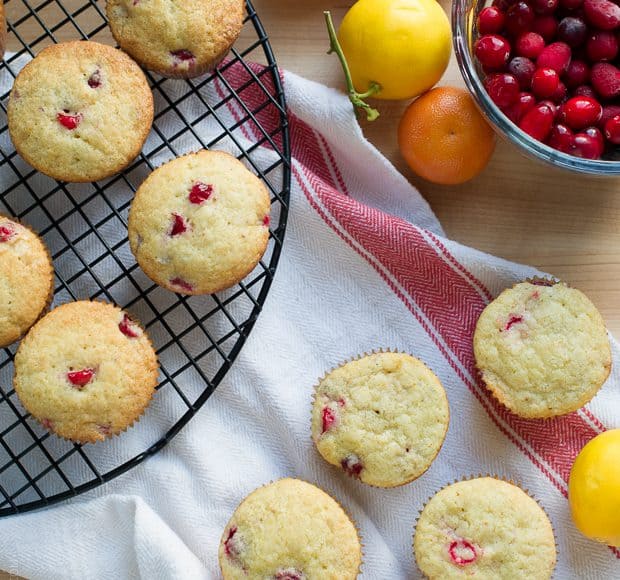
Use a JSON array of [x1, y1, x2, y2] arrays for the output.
[[1, 2, 619, 573]]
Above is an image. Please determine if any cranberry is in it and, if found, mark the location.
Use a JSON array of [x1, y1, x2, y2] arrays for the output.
[[560, 0, 583, 9], [341, 454, 363, 478], [504, 91, 537, 121], [516, 32, 546, 57], [591, 63, 620, 99], [0, 224, 16, 243], [475, 35, 512, 69], [493, 0, 513, 10], [583, 0, 620, 30], [262, 215, 270, 227], [560, 96, 602, 129], [322, 406, 338, 433], [599, 105, 620, 128], [534, 0, 559, 14], [537, 42, 572, 73], [604, 115, 620, 144], [504, 314, 525, 331], [170, 277, 194, 293], [170, 49, 196, 66], [532, 67, 561, 97], [584, 125, 605, 149], [485, 73, 521, 107], [540, 99, 559, 117], [519, 102, 556, 140], [571, 132, 604, 157], [88, 70, 102, 89], [574, 84, 597, 98], [507, 1, 536, 35], [169, 213, 188, 237], [275, 570, 305, 580], [449, 540, 478, 566], [557, 17, 588, 47], [188, 181, 213, 204], [551, 81, 568, 102], [478, 6, 507, 34], [67, 368, 95, 388], [57, 111, 82, 130], [564, 60, 590, 88], [508, 56, 537, 88], [548, 123, 575, 151], [586, 31, 618, 62], [41, 418, 54, 431], [533, 15, 558, 41], [119, 314, 140, 338], [224, 527, 241, 559]]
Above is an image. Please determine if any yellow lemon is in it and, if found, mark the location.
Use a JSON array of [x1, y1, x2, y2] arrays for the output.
[[568, 429, 620, 546], [337, 0, 452, 101]]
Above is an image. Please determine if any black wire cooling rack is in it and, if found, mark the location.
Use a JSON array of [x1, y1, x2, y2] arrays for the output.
[[0, 0, 290, 515]]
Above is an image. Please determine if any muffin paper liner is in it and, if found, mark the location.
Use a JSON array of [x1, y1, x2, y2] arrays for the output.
[[412, 474, 558, 579], [218, 477, 364, 579], [13, 300, 160, 445], [310, 348, 450, 489]]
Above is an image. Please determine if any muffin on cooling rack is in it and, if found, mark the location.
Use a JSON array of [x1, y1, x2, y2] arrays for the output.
[[414, 477, 556, 579], [219, 478, 362, 579], [0, 1, 6, 59], [474, 280, 611, 418], [128, 149, 271, 296], [14, 301, 159, 443], [7, 40, 153, 183], [106, 0, 245, 78], [0, 216, 54, 348], [311, 351, 449, 487]]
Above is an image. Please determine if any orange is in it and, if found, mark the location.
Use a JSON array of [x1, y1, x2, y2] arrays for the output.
[[398, 87, 496, 185]]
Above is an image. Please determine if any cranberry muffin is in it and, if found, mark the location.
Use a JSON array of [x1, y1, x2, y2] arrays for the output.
[[311, 351, 449, 487], [106, 0, 245, 78], [14, 301, 159, 443], [219, 478, 362, 579], [8, 41, 153, 182], [128, 150, 271, 295], [0, 216, 54, 348]]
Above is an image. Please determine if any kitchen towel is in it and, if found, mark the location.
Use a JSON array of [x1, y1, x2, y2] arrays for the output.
[[0, 58, 619, 579]]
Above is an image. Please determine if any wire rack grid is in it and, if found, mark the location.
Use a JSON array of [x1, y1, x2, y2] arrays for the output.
[[0, 0, 290, 515]]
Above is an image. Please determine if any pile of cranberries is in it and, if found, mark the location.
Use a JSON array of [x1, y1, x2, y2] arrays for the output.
[[474, 0, 620, 159]]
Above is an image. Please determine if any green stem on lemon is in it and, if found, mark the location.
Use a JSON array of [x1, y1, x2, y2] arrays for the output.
[[324, 11, 381, 122]]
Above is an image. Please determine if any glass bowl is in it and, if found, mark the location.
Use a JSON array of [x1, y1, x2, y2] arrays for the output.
[[452, 0, 620, 176]]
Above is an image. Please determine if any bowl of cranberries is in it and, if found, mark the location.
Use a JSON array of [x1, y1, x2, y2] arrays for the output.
[[453, 0, 620, 173]]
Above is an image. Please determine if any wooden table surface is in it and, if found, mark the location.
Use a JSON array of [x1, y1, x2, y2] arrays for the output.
[[1, 1, 619, 576]]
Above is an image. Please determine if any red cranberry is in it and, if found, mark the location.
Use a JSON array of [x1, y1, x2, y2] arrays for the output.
[[224, 527, 241, 559], [188, 181, 213, 204], [551, 81, 568, 102], [505, 91, 538, 121], [507, 1, 536, 35], [537, 42, 572, 73], [504, 314, 525, 331], [508, 56, 537, 88], [119, 314, 140, 338], [591, 63, 620, 99], [548, 123, 575, 151], [532, 67, 561, 97], [341, 454, 364, 478], [599, 104, 620, 128], [0, 224, 16, 243], [571, 132, 604, 157], [519, 102, 556, 140], [564, 60, 590, 88], [475, 34, 512, 69], [169, 213, 188, 237], [583, 0, 620, 30], [540, 99, 559, 117], [478, 6, 507, 34], [574, 84, 597, 98], [584, 125, 605, 149], [449, 540, 478, 566], [560, 0, 583, 9], [534, 0, 559, 14], [67, 368, 95, 388], [560, 96, 602, 129], [275, 570, 305, 580], [322, 406, 338, 433], [485, 73, 521, 107], [57, 111, 82, 130], [88, 70, 102, 89], [604, 115, 620, 144], [557, 17, 588, 47], [516, 32, 546, 57], [533, 15, 558, 41], [586, 31, 618, 62], [262, 215, 270, 227], [170, 278, 194, 293], [170, 49, 196, 66]]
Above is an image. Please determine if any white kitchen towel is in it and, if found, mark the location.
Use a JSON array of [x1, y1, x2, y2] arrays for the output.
[[0, 58, 619, 580]]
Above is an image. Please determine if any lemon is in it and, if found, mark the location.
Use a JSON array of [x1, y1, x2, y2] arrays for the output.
[[568, 429, 620, 546], [337, 0, 452, 101]]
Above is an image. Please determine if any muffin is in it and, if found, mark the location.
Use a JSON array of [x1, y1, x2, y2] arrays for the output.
[[414, 477, 556, 579], [14, 301, 159, 443], [8, 41, 154, 182], [106, 0, 245, 78], [128, 150, 270, 295], [311, 351, 449, 487], [0, 216, 54, 348], [219, 478, 362, 579], [0, 1, 6, 60], [473, 281, 611, 418]]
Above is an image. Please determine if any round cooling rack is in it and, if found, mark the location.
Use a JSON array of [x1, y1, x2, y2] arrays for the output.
[[0, 0, 290, 515]]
